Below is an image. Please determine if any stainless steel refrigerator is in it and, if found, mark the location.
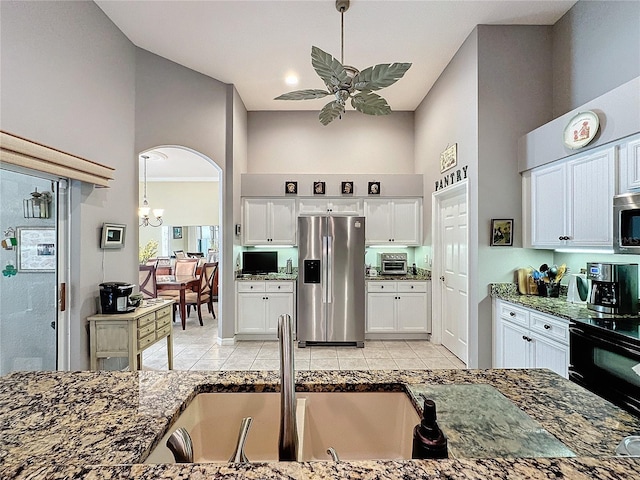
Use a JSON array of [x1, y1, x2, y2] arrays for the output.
[[297, 216, 365, 347]]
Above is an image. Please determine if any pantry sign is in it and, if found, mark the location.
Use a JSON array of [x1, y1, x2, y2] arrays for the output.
[[435, 165, 468, 191]]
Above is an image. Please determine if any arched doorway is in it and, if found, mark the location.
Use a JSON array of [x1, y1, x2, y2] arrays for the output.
[[138, 146, 223, 351]]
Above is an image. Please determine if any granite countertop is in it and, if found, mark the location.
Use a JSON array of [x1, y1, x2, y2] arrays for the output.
[[490, 283, 640, 322], [1, 369, 639, 479], [367, 271, 432, 281], [237, 273, 298, 281]]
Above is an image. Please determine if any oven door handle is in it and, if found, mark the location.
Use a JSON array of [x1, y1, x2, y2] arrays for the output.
[[570, 325, 640, 358]]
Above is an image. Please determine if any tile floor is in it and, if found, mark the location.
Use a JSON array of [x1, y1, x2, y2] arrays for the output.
[[142, 307, 466, 371]]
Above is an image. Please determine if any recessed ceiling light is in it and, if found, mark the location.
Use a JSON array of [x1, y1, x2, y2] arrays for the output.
[[285, 74, 299, 86]]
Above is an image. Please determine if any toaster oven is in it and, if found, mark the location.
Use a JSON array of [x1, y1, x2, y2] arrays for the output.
[[378, 253, 408, 275]]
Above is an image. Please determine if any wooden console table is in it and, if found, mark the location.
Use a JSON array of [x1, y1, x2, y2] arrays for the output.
[[88, 299, 174, 370]]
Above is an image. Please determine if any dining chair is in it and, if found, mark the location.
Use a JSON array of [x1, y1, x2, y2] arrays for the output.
[[187, 252, 204, 258], [174, 258, 198, 276], [145, 258, 159, 268], [211, 261, 219, 305], [185, 262, 217, 325], [138, 265, 157, 299], [174, 250, 187, 259]]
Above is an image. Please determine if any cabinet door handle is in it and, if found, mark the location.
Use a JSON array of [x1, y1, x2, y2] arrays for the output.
[[410, 285, 414, 289], [544, 324, 551, 330], [381, 285, 384, 289], [510, 311, 516, 317]]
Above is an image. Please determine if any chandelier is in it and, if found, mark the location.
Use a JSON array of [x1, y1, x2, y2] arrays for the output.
[[139, 154, 163, 227]]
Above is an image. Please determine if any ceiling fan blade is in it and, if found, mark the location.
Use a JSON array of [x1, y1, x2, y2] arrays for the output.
[[319, 100, 345, 126], [353, 63, 412, 91], [274, 89, 331, 101], [311, 46, 348, 90], [350, 91, 392, 116]]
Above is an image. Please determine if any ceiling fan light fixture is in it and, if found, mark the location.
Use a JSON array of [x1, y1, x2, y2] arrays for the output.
[[274, 0, 411, 125], [285, 74, 299, 86]]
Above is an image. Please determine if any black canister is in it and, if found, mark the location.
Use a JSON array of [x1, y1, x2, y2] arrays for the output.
[[99, 282, 135, 314], [412, 397, 448, 459]]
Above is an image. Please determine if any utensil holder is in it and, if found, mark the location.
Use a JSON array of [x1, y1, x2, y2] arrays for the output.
[[537, 282, 560, 298]]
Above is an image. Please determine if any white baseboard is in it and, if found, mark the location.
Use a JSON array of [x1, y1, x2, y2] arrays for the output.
[[218, 336, 236, 346]]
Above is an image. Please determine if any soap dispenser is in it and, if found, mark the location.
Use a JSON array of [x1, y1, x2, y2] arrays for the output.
[[412, 397, 448, 459]]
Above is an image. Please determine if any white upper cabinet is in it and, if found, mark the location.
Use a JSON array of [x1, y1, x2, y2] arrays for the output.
[[364, 198, 422, 245], [619, 135, 640, 193], [298, 198, 363, 216], [243, 198, 297, 245], [524, 146, 615, 249]]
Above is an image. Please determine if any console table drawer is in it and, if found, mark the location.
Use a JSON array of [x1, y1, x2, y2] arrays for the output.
[[138, 331, 156, 350], [156, 314, 172, 328], [157, 305, 172, 318], [138, 312, 155, 328], [156, 324, 171, 338], [138, 321, 156, 339]]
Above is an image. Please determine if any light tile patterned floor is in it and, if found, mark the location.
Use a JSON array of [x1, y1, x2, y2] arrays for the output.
[[142, 307, 467, 371]]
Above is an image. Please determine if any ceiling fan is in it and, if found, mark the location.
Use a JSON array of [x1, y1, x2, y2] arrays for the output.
[[275, 0, 411, 126]]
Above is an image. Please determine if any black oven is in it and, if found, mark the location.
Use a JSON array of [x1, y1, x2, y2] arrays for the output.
[[569, 319, 640, 417]]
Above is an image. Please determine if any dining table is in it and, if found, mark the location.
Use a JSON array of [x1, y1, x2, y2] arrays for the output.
[[156, 275, 199, 330]]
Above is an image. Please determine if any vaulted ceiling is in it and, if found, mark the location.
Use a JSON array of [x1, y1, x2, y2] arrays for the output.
[[97, 0, 575, 113]]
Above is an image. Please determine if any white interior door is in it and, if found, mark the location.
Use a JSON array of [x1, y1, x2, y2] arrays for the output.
[[436, 185, 468, 364]]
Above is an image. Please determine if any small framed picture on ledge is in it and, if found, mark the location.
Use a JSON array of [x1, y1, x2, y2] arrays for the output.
[[341, 181, 354, 195], [313, 181, 325, 195], [368, 181, 380, 195], [490, 219, 513, 246], [285, 181, 297, 195]]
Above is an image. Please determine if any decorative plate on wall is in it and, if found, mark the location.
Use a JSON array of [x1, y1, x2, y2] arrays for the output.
[[563, 111, 599, 149]]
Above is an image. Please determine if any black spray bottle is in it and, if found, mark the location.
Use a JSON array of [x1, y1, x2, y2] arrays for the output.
[[412, 397, 448, 459]]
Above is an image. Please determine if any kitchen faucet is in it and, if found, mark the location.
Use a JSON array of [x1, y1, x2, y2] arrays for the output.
[[278, 314, 298, 461]]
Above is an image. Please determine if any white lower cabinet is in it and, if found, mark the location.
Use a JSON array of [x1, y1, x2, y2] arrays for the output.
[[366, 281, 430, 337], [236, 281, 295, 338], [493, 299, 569, 378]]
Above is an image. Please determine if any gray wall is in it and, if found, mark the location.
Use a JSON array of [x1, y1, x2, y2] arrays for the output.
[[476, 25, 556, 367], [0, 0, 136, 369], [552, 0, 640, 117], [134, 49, 238, 342], [248, 111, 415, 174], [414, 27, 554, 368]]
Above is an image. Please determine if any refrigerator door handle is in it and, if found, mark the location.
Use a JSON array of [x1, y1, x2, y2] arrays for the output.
[[326, 236, 332, 304], [322, 235, 328, 304]]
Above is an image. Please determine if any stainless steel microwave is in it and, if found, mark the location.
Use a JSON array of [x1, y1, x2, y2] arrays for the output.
[[614, 192, 640, 253]]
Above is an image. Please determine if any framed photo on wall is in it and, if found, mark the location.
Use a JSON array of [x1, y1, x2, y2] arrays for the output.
[[313, 181, 325, 195], [341, 181, 354, 195], [17, 226, 56, 272], [173, 226, 183, 239], [490, 219, 513, 246], [100, 223, 126, 249], [368, 181, 380, 195]]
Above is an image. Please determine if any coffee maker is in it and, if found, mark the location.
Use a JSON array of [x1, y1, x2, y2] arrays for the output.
[[586, 262, 638, 314]]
